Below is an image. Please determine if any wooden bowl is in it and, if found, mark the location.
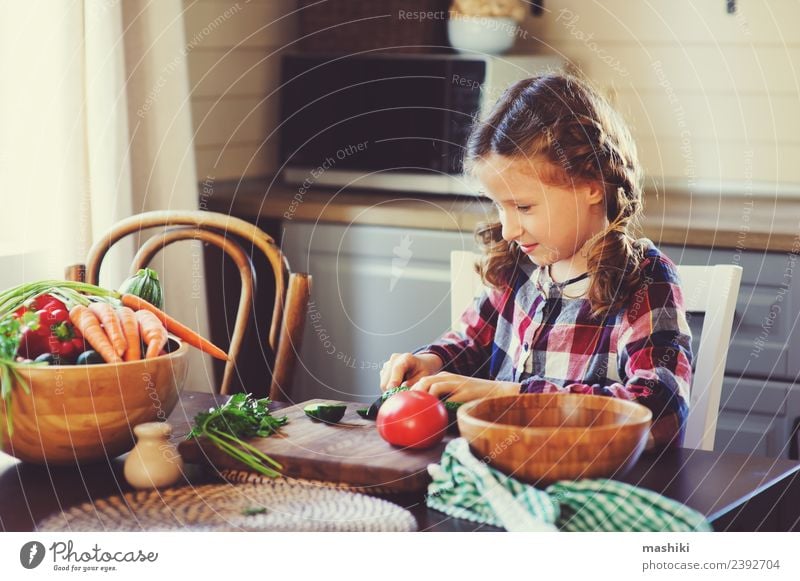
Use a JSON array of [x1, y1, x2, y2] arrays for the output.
[[0, 341, 189, 464], [457, 394, 652, 485]]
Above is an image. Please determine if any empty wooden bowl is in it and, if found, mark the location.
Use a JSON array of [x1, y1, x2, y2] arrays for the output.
[[0, 341, 189, 464], [457, 393, 652, 485]]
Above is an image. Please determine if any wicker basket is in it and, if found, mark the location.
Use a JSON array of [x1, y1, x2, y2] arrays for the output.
[[297, 0, 452, 54]]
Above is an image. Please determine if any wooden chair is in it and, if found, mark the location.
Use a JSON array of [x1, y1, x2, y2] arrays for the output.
[[450, 250, 742, 452], [65, 210, 311, 401]]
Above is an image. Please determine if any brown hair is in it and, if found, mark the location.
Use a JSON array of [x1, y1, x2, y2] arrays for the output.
[[467, 73, 646, 319]]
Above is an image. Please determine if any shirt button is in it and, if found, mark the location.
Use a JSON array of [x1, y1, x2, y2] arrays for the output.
[[523, 343, 530, 351]]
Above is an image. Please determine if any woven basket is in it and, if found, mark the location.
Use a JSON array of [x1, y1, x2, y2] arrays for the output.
[[297, 0, 452, 54]]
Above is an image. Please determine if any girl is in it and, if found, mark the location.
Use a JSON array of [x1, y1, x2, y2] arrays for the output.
[[379, 73, 692, 449]]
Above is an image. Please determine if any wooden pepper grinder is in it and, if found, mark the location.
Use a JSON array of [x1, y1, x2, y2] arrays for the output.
[[124, 422, 184, 489]]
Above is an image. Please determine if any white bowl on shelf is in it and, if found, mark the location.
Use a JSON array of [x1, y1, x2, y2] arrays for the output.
[[447, 16, 518, 55]]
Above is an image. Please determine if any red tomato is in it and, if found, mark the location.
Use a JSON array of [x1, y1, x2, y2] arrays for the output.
[[376, 391, 448, 449]]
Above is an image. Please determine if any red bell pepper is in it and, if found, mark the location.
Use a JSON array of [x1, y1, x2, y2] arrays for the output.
[[16, 294, 86, 362]]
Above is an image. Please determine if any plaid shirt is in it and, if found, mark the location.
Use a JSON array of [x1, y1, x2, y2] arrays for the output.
[[419, 240, 692, 449]]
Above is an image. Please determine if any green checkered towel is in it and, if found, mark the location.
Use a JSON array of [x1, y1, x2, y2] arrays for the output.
[[426, 438, 712, 532]]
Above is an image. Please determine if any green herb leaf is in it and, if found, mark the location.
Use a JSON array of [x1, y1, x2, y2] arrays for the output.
[[187, 393, 287, 477], [0, 315, 24, 361], [242, 506, 268, 516], [0, 313, 29, 442]]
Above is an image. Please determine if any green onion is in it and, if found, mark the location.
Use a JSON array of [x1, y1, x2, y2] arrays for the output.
[[0, 280, 120, 318]]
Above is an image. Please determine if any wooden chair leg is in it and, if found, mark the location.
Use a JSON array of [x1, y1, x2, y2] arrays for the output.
[[269, 273, 311, 402], [65, 264, 87, 282]]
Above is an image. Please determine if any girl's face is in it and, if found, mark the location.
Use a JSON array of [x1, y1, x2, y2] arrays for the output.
[[474, 153, 607, 277]]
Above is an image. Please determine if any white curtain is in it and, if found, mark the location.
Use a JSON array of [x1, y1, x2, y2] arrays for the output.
[[0, 0, 214, 392]]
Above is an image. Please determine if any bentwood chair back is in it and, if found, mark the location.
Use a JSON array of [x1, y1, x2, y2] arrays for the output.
[[66, 210, 311, 400], [450, 250, 742, 452]]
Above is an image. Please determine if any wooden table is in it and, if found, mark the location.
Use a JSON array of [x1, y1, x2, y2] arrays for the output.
[[1, 391, 799, 532]]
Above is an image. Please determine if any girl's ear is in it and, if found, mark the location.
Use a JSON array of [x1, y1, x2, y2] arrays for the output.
[[586, 183, 605, 205]]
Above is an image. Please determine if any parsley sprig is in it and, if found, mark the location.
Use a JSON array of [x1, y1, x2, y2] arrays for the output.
[[0, 312, 40, 441], [187, 393, 288, 477]]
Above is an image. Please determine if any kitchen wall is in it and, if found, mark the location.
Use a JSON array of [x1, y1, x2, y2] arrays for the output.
[[514, 0, 799, 192], [183, 0, 798, 191], [183, 0, 298, 182]]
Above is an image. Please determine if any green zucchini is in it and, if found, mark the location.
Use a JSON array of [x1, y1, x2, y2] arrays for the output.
[[304, 403, 347, 424], [444, 400, 464, 433], [362, 385, 411, 421], [119, 268, 163, 309]]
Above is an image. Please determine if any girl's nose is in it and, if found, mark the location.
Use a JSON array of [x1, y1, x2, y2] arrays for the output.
[[501, 214, 523, 242]]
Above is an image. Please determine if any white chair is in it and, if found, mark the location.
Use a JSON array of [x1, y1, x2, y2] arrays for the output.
[[450, 250, 742, 452]]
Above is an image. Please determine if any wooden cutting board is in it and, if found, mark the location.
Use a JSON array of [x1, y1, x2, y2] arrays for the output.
[[178, 399, 453, 493]]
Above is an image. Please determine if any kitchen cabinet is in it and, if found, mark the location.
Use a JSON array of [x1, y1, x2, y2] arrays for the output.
[[281, 220, 476, 403], [661, 244, 799, 459]]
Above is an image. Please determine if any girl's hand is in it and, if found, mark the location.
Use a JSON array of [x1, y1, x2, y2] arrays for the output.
[[410, 372, 520, 402], [380, 352, 443, 391]]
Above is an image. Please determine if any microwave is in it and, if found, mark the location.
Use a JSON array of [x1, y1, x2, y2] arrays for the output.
[[278, 53, 563, 196]]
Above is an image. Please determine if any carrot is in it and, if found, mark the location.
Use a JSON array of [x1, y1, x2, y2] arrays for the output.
[[135, 310, 168, 359], [117, 306, 141, 361], [89, 302, 127, 357], [121, 294, 229, 361], [69, 305, 121, 363]]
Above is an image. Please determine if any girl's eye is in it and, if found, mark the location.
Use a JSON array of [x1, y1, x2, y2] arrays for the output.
[[516, 205, 533, 212]]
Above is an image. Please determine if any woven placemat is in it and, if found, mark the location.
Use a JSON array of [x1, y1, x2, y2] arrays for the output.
[[38, 479, 417, 532], [219, 469, 400, 496]]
